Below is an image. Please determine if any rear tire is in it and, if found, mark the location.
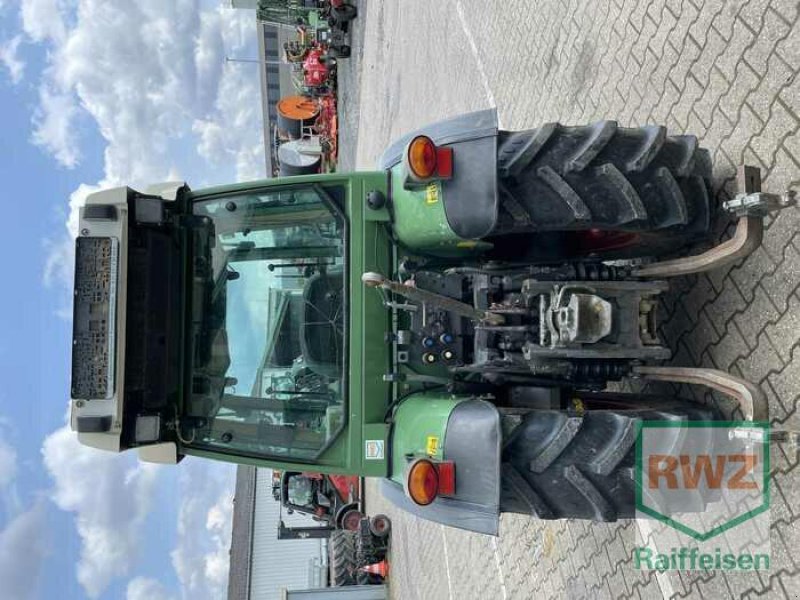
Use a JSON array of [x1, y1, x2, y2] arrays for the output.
[[493, 122, 716, 258], [333, 4, 357, 21], [500, 396, 720, 521], [355, 523, 383, 585], [329, 530, 358, 586]]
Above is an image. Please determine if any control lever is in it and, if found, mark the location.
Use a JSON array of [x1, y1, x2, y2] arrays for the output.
[[362, 272, 505, 325]]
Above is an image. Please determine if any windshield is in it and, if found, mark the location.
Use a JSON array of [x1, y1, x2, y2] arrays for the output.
[[186, 185, 346, 460]]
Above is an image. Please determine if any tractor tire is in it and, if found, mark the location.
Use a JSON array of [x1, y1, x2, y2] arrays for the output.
[[335, 44, 352, 58], [333, 4, 358, 22], [499, 396, 720, 521], [369, 514, 392, 538], [493, 121, 716, 258], [329, 530, 358, 586], [355, 524, 384, 586]]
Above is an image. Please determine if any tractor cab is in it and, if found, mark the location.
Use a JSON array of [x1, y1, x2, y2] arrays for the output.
[[70, 173, 392, 477], [186, 184, 346, 461]]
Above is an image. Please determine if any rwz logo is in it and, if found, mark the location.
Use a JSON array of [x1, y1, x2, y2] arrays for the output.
[[647, 453, 759, 490], [635, 422, 770, 542]]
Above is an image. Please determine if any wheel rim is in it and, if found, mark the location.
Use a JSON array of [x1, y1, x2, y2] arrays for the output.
[[341, 509, 363, 531], [570, 229, 641, 254]]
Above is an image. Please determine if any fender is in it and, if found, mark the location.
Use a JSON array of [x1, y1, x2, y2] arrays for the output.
[[384, 395, 501, 536], [380, 109, 500, 247]]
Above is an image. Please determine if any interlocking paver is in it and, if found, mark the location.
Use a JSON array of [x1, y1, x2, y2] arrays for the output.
[[719, 62, 762, 124], [768, 352, 800, 412], [765, 293, 800, 362], [347, 1, 800, 598], [733, 285, 781, 348], [744, 8, 792, 74], [761, 243, 800, 311], [746, 53, 795, 125], [736, 332, 784, 384], [704, 278, 748, 335], [731, 247, 778, 302]]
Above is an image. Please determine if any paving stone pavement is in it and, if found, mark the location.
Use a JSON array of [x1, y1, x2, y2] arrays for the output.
[[339, 1, 800, 598]]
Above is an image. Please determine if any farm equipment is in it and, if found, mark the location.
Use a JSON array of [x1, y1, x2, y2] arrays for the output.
[[271, 470, 390, 585], [273, 471, 363, 531], [328, 516, 390, 586], [284, 18, 348, 97], [275, 94, 338, 174], [262, 1, 353, 60], [257, 0, 357, 33], [69, 109, 795, 536], [296, 46, 336, 96]]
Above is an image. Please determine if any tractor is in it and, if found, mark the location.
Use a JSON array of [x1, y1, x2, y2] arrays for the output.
[[273, 470, 362, 530], [69, 109, 794, 536], [271, 470, 390, 585]]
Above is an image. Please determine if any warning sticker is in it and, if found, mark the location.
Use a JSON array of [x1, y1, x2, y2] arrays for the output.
[[365, 440, 385, 460], [426, 436, 440, 456], [425, 183, 439, 205]]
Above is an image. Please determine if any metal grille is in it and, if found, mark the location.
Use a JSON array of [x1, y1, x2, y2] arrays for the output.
[[71, 237, 118, 399]]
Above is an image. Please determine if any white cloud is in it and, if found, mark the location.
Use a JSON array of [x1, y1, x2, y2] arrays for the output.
[[32, 85, 81, 168], [0, 422, 21, 515], [171, 459, 235, 600], [42, 424, 162, 598], [20, 0, 68, 43], [30, 1, 263, 181], [0, 502, 48, 600], [0, 439, 16, 491], [0, 421, 45, 599], [43, 182, 98, 292], [0, 35, 25, 84], [126, 576, 176, 600]]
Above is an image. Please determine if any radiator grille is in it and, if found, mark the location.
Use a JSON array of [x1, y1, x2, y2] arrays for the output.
[[71, 237, 118, 399]]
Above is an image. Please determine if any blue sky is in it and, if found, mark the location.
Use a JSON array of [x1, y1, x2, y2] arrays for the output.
[[0, 2, 266, 599]]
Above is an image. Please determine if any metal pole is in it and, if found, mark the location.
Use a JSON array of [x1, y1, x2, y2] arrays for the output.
[[224, 56, 288, 68]]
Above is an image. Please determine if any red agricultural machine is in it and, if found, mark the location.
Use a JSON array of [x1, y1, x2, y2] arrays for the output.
[[272, 471, 391, 586]]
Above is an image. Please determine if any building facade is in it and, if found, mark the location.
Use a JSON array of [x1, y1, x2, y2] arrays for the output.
[[230, 0, 260, 9], [228, 466, 327, 600]]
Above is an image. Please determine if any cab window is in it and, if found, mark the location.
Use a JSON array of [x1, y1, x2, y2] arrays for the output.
[[186, 185, 346, 460]]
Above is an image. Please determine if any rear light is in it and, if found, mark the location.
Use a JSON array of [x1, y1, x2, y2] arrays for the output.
[[405, 136, 453, 182], [403, 458, 456, 506], [435, 145, 453, 178]]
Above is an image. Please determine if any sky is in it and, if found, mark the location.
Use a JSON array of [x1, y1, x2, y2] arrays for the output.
[[0, 1, 267, 599]]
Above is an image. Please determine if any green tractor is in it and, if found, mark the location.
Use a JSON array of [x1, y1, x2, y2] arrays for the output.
[[70, 110, 791, 535]]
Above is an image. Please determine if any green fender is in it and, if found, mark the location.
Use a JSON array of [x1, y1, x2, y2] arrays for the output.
[[384, 392, 502, 536]]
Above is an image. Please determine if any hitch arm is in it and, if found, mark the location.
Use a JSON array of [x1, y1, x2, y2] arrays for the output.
[[633, 216, 764, 278], [633, 366, 800, 457], [632, 365, 767, 421]]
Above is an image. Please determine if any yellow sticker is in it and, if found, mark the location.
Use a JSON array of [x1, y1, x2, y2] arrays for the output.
[[425, 183, 439, 205], [426, 435, 440, 456], [456, 240, 478, 248], [571, 398, 585, 416]]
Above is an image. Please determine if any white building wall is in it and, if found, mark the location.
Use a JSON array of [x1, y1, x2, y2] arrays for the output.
[[249, 469, 326, 600]]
